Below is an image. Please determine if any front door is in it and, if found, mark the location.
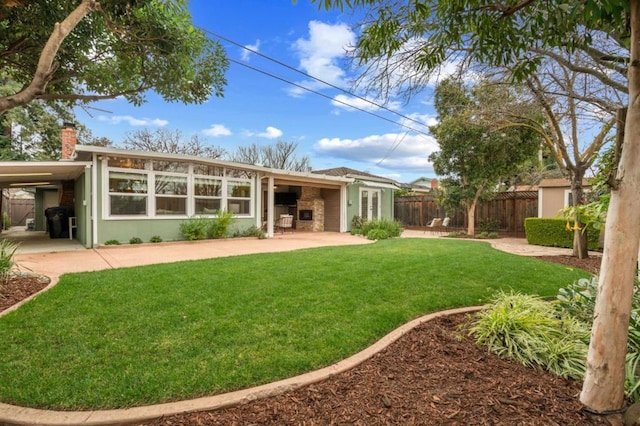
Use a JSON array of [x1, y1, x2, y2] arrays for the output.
[[360, 188, 381, 221]]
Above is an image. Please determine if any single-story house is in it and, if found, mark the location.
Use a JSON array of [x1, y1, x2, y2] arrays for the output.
[[0, 126, 398, 247], [537, 178, 592, 218]]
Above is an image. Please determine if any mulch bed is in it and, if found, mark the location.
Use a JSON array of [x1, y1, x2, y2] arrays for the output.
[[0, 273, 50, 313], [1, 255, 611, 425]]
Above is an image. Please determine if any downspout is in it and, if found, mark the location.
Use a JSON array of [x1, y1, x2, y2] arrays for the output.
[[91, 153, 98, 247]]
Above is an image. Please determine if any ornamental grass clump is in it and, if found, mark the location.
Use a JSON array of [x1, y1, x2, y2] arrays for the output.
[[469, 291, 589, 380], [0, 238, 18, 292], [208, 210, 236, 239]]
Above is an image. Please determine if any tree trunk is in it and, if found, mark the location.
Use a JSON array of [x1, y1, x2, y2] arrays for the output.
[[467, 200, 476, 236], [571, 170, 589, 259], [580, 0, 640, 413]]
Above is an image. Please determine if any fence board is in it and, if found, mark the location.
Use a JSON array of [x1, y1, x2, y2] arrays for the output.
[[394, 191, 538, 235]]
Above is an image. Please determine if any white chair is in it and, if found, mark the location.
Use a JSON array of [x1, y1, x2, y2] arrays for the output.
[[424, 217, 442, 234], [275, 214, 294, 233]]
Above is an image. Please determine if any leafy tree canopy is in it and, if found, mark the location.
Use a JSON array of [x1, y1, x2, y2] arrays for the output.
[[429, 78, 541, 234], [0, 0, 228, 113]]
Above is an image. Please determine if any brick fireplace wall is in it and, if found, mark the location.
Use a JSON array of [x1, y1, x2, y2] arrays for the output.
[[297, 186, 324, 231]]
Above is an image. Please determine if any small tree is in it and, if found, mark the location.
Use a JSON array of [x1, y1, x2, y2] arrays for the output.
[[429, 78, 541, 235], [122, 128, 225, 159]]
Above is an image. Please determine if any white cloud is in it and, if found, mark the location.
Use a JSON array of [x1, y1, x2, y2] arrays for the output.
[[245, 126, 283, 139], [203, 124, 232, 137], [288, 21, 355, 97], [97, 115, 168, 127], [241, 39, 260, 62], [314, 132, 439, 174]]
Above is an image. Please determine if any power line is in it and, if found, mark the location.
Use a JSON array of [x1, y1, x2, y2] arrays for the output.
[[228, 58, 432, 138], [201, 27, 432, 133]]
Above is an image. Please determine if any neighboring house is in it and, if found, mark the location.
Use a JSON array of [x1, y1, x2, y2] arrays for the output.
[[312, 167, 398, 228], [538, 178, 592, 218], [0, 127, 396, 247]]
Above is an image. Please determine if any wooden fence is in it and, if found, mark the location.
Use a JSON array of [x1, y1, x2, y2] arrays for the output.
[[394, 191, 538, 236]]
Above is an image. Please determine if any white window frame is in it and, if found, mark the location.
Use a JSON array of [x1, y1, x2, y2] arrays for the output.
[[103, 158, 255, 220], [359, 187, 381, 221]]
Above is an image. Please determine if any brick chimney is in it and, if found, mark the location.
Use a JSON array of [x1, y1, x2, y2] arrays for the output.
[[61, 122, 77, 160], [431, 178, 439, 190]]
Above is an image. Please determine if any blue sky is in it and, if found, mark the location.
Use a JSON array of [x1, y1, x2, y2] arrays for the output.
[[79, 1, 441, 184]]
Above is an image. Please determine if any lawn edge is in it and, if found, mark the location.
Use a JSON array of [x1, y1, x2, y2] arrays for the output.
[[0, 306, 483, 426]]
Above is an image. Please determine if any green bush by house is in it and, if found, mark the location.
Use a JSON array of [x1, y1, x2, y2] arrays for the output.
[[524, 218, 600, 250]]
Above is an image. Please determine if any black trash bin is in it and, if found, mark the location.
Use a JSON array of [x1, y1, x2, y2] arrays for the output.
[[45, 206, 73, 239]]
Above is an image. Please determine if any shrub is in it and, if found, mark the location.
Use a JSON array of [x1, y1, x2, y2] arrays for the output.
[[104, 240, 120, 245], [209, 210, 236, 239], [470, 291, 589, 380], [476, 231, 490, 239], [150, 235, 163, 243], [556, 276, 640, 401], [129, 237, 143, 245], [351, 215, 364, 230], [180, 216, 209, 241], [2, 212, 10, 230], [447, 230, 466, 238], [488, 232, 499, 239], [359, 219, 403, 239], [524, 218, 600, 250], [0, 239, 19, 288], [478, 219, 500, 233], [366, 228, 390, 240], [232, 225, 266, 239]]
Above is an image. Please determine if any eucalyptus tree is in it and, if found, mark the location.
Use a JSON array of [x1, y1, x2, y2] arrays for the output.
[[0, 0, 228, 114], [313, 0, 636, 414]]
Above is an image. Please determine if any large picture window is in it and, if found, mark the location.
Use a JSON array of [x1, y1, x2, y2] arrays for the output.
[[108, 171, 148, 216], [105, 157, 254, 219], [194, 177, 222, 214], [227, 181, 251, 214], [155, 175, 188, 215]]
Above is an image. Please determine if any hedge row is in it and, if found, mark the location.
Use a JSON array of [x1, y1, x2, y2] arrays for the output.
[[524, 218, 600, 250]]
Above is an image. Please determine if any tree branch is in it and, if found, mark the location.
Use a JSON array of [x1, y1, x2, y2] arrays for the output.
[[0, 0, 99, 113]]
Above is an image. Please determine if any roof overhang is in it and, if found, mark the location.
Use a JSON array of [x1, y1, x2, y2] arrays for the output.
[[356, 179, 399, 190], [0, 161, 90, 188]]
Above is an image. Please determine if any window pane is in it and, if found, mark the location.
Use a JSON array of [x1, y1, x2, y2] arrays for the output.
[[155, 175, 187, 195], [361, 191, 368, 217], [227, 181, 251, 197], [194, 177, 221, 197], [193, 164, 224, 176], [152, 160, 189, 173], [109, 172, 148, 193], [156, 197, 187, 215], [110, 195, 147, 215], [107, 157, 147, 169], [227, 199, 250, 215], [195, 198, 222, 214], [372, 191, 379, 219], [226, 168, 253, 178]]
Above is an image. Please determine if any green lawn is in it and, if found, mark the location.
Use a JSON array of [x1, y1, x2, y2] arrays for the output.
[[0, 238, 590, 410]]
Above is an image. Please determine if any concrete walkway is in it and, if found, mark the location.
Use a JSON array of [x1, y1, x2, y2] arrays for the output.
[[0, 231, 590, 425]]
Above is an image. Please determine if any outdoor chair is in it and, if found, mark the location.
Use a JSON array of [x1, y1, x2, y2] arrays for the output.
[[425, 217, 450, 235], [424, 217, 442, 234], [275, 214, 294, 233]]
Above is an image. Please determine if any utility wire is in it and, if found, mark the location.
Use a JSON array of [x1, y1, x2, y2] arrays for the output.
[[228, 58, 432, 138], [201, 27, 431, 132]]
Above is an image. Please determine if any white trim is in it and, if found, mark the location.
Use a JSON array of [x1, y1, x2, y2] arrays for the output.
[[359, 187, 382, 221], [356, 179, 398, 190], [91, 153, 98, 247], [267, 176, 274, 237], [564, 189, 573, 207], [537, 187, 543, 218]]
